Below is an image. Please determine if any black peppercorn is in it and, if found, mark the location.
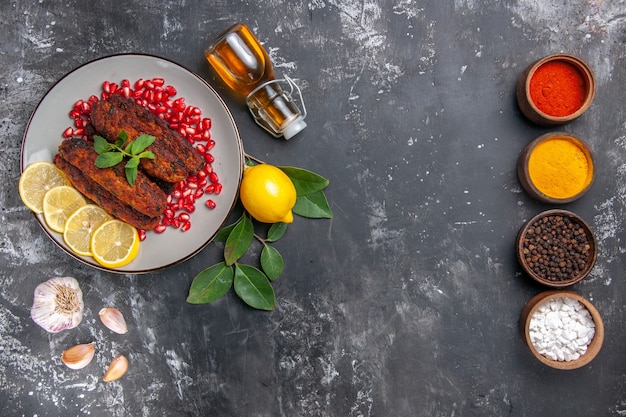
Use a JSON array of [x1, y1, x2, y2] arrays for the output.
[[521, 214, 592, 282]]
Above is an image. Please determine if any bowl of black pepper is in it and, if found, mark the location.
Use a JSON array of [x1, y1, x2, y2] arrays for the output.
[[516, 209, 597, 287]]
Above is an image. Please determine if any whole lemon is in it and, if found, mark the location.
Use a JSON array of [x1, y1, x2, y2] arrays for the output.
[[240, 164, 297, 223]]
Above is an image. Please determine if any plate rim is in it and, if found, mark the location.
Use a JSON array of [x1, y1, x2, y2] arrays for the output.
[[20, 52, 244, 274]]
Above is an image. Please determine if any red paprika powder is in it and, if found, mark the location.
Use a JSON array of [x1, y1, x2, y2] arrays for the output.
[[529, 61, 586, 117]]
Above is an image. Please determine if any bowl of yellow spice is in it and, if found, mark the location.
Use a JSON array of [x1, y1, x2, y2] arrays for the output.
[[517, 132, 595, 204]]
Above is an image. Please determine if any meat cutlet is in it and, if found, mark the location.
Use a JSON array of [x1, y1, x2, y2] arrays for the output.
[[56, 138, 167, 224], [90, 94, 204, 183], [54, 155, 161, 230]]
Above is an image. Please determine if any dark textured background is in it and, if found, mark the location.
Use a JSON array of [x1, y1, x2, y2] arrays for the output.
[[1, 1, 625, 416]]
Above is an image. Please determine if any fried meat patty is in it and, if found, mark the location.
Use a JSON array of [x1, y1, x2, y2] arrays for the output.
[[56, 138, 166, 228], [90, 94, 204, 183], [54, 155, 161, 230]]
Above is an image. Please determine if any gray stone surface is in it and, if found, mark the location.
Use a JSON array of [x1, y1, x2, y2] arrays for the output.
[[1, 1, 626, 416]]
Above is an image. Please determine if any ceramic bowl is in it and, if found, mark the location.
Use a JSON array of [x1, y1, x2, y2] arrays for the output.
[[520, 290, 604, 370], [517, 132, 595, 204], [516, 209, 597, 287], [516, 53, 595, 126]]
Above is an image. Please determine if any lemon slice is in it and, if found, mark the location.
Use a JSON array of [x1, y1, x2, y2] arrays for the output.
[[91, 219, 140, 269], [42, 186, 87, 233], [63, 204, 112, 257], [19, 161, 71, 213]]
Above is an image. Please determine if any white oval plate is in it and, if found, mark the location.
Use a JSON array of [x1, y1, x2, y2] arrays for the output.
[[21, 54, 244, 274]]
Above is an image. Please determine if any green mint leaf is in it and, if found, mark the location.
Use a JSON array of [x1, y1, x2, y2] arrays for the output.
[[118, 130, 129, 142], [115, 137, 125, 149], [224, 215, 254, 266], [267, 222, 288, 242], [186, 262, 234, 304], [95, 152, 124, 168], [125, 156, 140, 169], [93, 135, 113, 154], [234, 264, 275, 311], [279, 166, 330, 196], [126, 166, 138, 186], [132, 134, 156, 154], [137, 151, 154, 160], [260, 244, 284, 281], [292, 190, 333, 219]]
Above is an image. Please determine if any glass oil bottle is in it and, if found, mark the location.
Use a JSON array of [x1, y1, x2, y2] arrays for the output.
[[204, 23, 307, 140]]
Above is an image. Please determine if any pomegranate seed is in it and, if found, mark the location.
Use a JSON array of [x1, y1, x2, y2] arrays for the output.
[[166, 85, 177, 96], [74, 128, 85, 136], [206, 139, 216, 150], [88, 95, 99, 104], [152, 77, 165, 86], [122, 86, 132, 98], [121, 79, 130, 88], [138, 230, 147, 241], [204, 153, 215, 164], [172, 218, 181, 229], [178, 213, 190, 222], [214, 183, 223, 195], [181, 222, 191, 232], [194, 188, 204, 199], [206, 199, 216, 209], [187, 182, 198, 189], [205, 184, 215, 194], [69, 110, 80, 118], [209, 172, 219, 184], [154, 224, 167, 233], [161, 217, 172, 226], [183, 204, 195, 213], [134, 79, 145, 89], [198, 178, 208, 188], [63, 127, 74, 138], [103, 81, 111, 93], [144, 80, 155, 90]]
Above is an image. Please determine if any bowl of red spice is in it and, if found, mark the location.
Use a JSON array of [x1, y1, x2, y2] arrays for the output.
[[520, 290, 604, 370], [517, 132, 595, 204], [516, 53, 596, 126], [516, 209, 597, 287]]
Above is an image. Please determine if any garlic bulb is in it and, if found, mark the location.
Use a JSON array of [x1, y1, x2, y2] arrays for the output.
[[103, 354, 129, 382], [31, 277, 84, 333], [99, 307, 128, 334], [61, 342, 96, 369]]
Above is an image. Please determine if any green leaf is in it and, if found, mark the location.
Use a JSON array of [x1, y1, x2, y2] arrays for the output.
[[234, 264, 275, 310], [260, 244, 284, 281], [118, 130, 129, 142], [95, 152, 124, 168], [125, 156, 140, 169], [133, 134, 156, 153], [224, 215, 254, 266], [186, 262, 234, 304], [138, 150, 155, 159], [267, 222, 288, 242], [212, 221, 239, 242], [126, 166, 138, 186], [279, 166, 330, 196], [93, 135, 113, 154], [293, 190, 333, 218]]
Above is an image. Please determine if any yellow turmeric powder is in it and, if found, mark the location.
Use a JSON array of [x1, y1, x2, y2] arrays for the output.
[[528, 136, 593, 199]]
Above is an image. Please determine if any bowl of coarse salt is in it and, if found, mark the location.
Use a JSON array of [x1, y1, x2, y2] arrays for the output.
[[520, 290, 604, 370]]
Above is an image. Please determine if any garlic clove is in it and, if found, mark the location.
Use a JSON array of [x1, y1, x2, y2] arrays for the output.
[[99, 307, 128, 334], [61, 342, 96, 370], [103, 354, 129, 382], [31, 277, 84, 333]]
